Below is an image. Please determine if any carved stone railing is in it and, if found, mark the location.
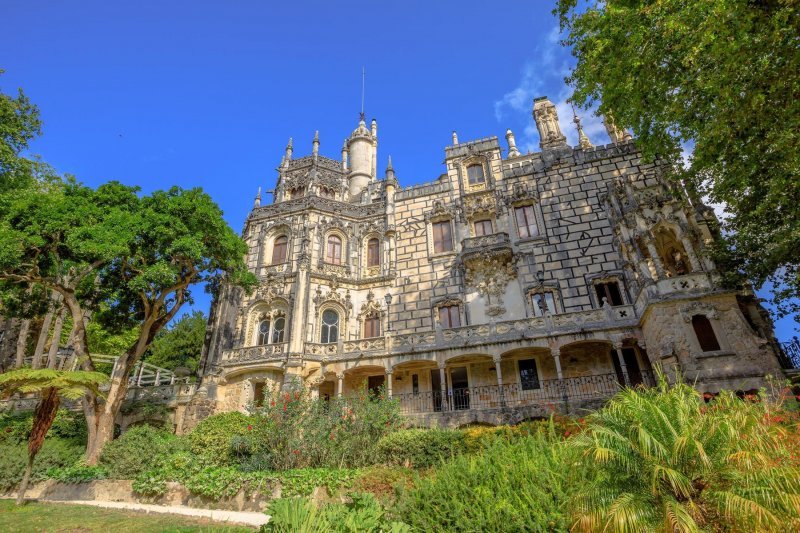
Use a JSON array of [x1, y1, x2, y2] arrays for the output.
[[656, 272, 712, 296], [461, 232, 511, 251], [221, 343, 289, 365], [316, 261, 350, 278], [343, 337, 386, 353], [305, 342, 340, 357], [125, 383, 197, 404]]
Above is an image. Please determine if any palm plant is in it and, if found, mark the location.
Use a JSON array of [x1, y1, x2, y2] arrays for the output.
[[568, 374, 800, 532], [0, 368, 108, 504]]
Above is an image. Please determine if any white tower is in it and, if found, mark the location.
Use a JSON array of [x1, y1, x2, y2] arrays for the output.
[[346, 115, 377, 200]]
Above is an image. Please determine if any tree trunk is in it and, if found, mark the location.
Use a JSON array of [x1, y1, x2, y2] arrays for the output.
[[18, 387, 61, 505], [14, 319, 31, 368]]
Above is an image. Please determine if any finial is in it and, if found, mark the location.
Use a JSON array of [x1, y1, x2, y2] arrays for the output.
[[387, 155, 393, 171], [385, 155, 395, 181], [285, 137, 293, 161], [505, 128, 521, 157], [452, 131, 459, 145], [571, 105, 593, 150], [254, 186, 261, 208], [341, 139, 348, 171], [371, 118, 377, 138], [312, 130, 320, 156]]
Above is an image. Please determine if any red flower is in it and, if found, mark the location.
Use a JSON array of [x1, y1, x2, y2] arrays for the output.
[[270, 401, 276, 407], [293, 449, 300, 454], [247, 425, 253, 431]]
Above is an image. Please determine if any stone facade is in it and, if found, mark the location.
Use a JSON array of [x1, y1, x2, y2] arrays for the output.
[[195, 97, 784, 428]]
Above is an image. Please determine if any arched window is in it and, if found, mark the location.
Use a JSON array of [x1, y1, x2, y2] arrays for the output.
[[257, 319, 271, 345], [321, 309, 339, 343], [363, 315, 381, 338], [272, 236, 288, 264], [692, 315, 721, 352], [272, 316, 286, 343], [467, 164, 485, 185], [367, 238, 380, 267], [326, 235, 343, 265]]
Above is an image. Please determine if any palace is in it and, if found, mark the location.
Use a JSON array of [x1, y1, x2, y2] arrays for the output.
[[189, 96, 784, 428]]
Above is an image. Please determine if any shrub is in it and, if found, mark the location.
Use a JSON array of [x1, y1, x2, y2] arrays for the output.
[[99, 425, 184, 479], [262, 494, 410, 533], [247, 386, 402, 471], [185, 411, 253, 465], [377, 428, 466, 468], [567, 376, 800, 531], [0, 439, 84, 491], [0, 409, 86, 445], [393, 433, 578, 532], [47, 464, 108, 484]]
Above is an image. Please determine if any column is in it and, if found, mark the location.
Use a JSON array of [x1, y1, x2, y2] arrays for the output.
[[336, 373, 344, 397], [493, 356, 506, 407], [386, 369, 393, 398], [552, 347, 568, 408], [644, 240, 666, 279], [438, 363, 448, 411], [680, 236, 702, 272], [613, 342, 631, 387]]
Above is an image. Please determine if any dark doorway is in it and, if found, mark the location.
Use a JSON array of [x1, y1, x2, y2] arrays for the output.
[[367, 375, 385, 397], [622, 348, 643, 386], [430, 369, 443, 412], [450, 367, 470, 410]]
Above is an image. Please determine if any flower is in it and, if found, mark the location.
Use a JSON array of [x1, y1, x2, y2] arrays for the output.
[[247, 425, 253, 431]]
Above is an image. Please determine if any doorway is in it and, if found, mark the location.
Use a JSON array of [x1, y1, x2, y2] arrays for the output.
[[367, 375, 385, 397], [430, 369, 443, 412], [450, 367, 470, 410]]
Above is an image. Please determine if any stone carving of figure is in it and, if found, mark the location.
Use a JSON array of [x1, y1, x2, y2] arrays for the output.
[[533, 97, 567, 149]]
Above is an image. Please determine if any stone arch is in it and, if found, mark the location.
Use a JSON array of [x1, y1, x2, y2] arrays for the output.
[[652, 222, 691, 277], [246, 298, 290, 346]]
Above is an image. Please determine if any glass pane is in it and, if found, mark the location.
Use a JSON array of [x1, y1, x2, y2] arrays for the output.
[[272, 317, 285, 343], [519, 359, 540, 390], [467, 165, 485, 184]]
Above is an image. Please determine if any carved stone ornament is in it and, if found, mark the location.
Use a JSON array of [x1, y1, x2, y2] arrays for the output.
[[357, 289, 384, 320], [679, 301, 719, 322], [504, 182, 539, 207], [255, 273, 287, 304], [463, 250, 518, 317], [425, 199, 459, 221], [460, 193, 496, 221], [313, 279, 353, 317]]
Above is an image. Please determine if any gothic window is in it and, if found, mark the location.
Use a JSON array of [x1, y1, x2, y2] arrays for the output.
[[363, 315, 381, 338], [367, 238, 380, 267], [319, 187, 336, 199], [515, 205, 538, 239], [321, 309, 339, 343], [326, 235, 343, 264], [290, 187, 305, 199], [272, 316, 286, 343], [692, 315, 721, 352], [272, 236, 288, 264], [518, 359, 540, 390], [432, 220, 453, 253], [438, 305, 461, 328], [467, 164, 486, 185], [257, 319, 271, 345], [474, 219, 493, 237], [594, 280, 624, 307], [531, 291, 557, 317]]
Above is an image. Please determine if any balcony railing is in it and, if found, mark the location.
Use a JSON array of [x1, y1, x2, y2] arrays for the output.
[[221, 343, 289, 365], [461, 232, 511, 251], [393, 371, 656, 415]]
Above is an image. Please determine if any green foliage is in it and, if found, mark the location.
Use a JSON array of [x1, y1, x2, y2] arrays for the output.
[[186, 411, 253, 466], [246, 386, 403, 471], [556, 0, 800, 317], [144, 310, 206, 372], [262, 494, 410, 533], [46, 464, 108, 484], [567, 376, 800, 531], [0, 409, 87, 445], [99, 425, 184, 479], [0, 368, 108, 401], [0, 69, 42, 195], [377, 428, 466, 469], [393, 432, 578, 532], [278, 468, 356, 497], [0, 439, 84, 491]]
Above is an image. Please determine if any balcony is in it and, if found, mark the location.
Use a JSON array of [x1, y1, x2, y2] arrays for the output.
[[220, 343, 289, 365], [392, 371, 656, 416], [461, 232, 511, 252]]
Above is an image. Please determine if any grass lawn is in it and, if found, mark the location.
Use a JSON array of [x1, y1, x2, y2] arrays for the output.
[[0, 500, 255, 532]]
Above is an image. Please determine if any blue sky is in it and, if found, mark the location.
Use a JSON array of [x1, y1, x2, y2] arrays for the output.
[[2, 0, 796, 339]]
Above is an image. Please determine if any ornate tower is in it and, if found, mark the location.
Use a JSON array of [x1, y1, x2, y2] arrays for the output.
[[346, 116, 377, 200]]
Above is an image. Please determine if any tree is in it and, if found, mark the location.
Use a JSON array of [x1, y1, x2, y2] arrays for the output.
[[556, 0, 800, 320], [0, 69, 42, 195], [0, 368, 107, 504], [82, 186, 255, 462], [568, 377, 800, 531], [144, 310, 207, 372]]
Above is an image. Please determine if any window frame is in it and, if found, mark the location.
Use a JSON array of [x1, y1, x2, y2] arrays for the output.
[[257, 319, 271, 345], [432, 220, 454, 254], [691, 314, 722, 352], [363, 315, 381, 338], [437, 304, 461, 329], [271, 235, 288, 265], [593, 279, 625, 307], [530, 290, 557, 317], [466, 164, 486, 186], [326, 234, 343, 265], [366, 237, 380, 267], [514, 204, 539, 239], [473, 219, 494, 237], [517, 358, 541, 391], [320, 309, 340, 344]]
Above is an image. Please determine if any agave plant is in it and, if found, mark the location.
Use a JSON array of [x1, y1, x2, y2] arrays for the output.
[[0, 368, 108, 504], [568, 374, 800, 532]]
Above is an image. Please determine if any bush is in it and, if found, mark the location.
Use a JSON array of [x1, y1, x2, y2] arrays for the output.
[[0, 439, 84, 491], [393, 433, 578, 532], [262, 494, 410, 533], [99, 425, 184, 479], [246, 386, 403, 471], [377, 429, 466, 468], [0, 409, 87, 445], [185, 411, 253, 466], [47, 464, 108, 484], [567, 377, 800, 532]]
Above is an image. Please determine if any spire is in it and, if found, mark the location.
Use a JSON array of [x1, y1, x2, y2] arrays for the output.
[[371, 118, 377, 139], [254, 186, 261, 208], [386, 155, 393, 171], [533, 96, 567, 150], [285, 137, 293, 161], [452, 131, 459, 145], [312, 130, 319, 157], [341, 139, 348, 171], [572, 105, 593, 150], [505, 129, 521, 157]]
